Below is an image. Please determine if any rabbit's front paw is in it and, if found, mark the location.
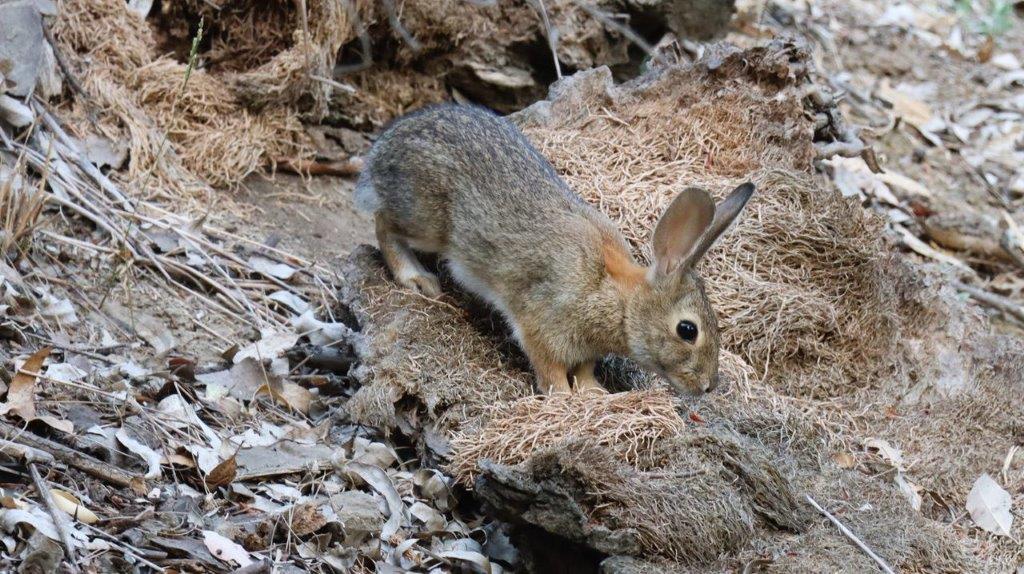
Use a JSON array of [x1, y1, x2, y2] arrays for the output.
[[398, 270, 442, 298], [572, 362, 606, 394]]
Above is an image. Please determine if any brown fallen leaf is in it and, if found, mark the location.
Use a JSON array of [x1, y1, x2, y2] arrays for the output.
[[0, 348, 72, 433], [204, 455, 238, 489], [833, 452, 856, 469], [257, 381, 313, 414], [876, 81, 934, 129], [977, 36, 995, 63], [4, 347, 51, 421], [288, 502, 329, 537]]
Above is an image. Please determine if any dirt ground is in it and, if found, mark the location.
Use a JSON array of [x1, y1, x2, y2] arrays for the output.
[[239, 175, 374, 269]]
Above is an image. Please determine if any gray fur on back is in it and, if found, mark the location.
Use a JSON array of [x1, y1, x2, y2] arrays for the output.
[[359, 103, 607, 258]]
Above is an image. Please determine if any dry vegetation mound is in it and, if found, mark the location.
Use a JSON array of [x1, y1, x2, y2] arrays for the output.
[[342, 41, 1023, 571], [51, 0, 358, 194]]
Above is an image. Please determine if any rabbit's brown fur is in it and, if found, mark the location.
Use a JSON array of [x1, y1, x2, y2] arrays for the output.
[[356, 104, 752, 395]]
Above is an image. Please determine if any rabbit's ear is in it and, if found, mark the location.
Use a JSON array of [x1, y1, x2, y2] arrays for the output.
[[651, 187, 715, 276], [684, 182, 755, 266]]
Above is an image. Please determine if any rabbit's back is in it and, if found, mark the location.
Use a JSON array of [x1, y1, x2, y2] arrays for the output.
[[357, 105, 593, 251]]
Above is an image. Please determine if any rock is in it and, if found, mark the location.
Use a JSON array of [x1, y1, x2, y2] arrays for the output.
[[327, 491, 384, 534], [0, 1, 48, 97]]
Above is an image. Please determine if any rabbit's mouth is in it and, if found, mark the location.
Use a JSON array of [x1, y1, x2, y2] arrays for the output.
[[652, 363, 705, 397]]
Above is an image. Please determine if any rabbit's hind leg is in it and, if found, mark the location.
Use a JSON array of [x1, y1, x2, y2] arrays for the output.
[[375, 214, 442, 297]]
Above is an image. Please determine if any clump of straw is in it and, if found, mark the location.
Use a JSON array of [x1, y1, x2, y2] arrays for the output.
[[448, 389, 685, 484]]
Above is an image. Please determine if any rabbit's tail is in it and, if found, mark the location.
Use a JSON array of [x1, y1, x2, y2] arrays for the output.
[[354, 169, 380, 213]]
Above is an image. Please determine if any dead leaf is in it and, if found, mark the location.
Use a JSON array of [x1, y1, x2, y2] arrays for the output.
[[833, 452, 856, 469], [233, 329, 299, 364], [292, 310, 354, 346], [258, 380, 312, 414], [343, 462, 406, 540], [197, 358, 272, 401], [877, 81, 934, 129], [323, 491, 384, 533], [115, 427, 163, 480], [351, 438, 398, 468], [864, 438, 904, 467], [414, 469, 451, 511], [0, 348, 72, 433], [43, 363, 87, 384], [248, 256, 297, 281], [409, 501, 446, 532], [966, 473, 1013, 536], [991, 52, 1022, 71], [150, 536, 220, 566], [3, 347, 50, 421], [76, 134, 128, 170], [978, 36, 995, 63], [204, 455, 237, 489], [895, 474, 923, 511], [289, 503, 329, 536], [38, 293, 77, 325], [826, 156, 901, 205], [102, 301, 175, 354], [269, 290, 309, 314], [235, 441, 335, 481], [438, 549, 492, 573], [50, 490, 99, 524], [202, 530, 253, 567], [876, 171, 932, 198], [865, 438, 922, 511], [0, 508, 60, 542]]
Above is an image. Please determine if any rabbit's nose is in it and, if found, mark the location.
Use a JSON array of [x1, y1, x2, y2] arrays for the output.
[[704, 374, 720, 393]]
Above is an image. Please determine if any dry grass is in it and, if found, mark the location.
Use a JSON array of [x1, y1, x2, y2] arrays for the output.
[[50, 0, 340, 196], [448, 389, 685, 484], [342, 248, 534, 431], [0, 158, 46, 257]]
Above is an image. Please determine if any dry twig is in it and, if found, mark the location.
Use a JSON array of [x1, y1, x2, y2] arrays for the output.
[[0, 421, 146, 493], [805, 495, 896, 574], [29, 463, 81, 574], [953, 281, 1024, 324]]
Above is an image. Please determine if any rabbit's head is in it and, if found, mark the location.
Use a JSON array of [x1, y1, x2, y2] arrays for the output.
[[623, 183, 754, 395]]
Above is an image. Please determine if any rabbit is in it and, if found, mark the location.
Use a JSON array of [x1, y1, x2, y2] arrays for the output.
[[355, 103, 754, 395]]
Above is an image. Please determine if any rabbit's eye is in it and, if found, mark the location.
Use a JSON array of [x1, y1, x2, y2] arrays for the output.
[[676, 320, 698, 343]]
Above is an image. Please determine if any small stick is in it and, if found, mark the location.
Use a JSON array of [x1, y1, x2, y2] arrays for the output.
[[29, 463, 81, 574], [34, 100, 136, 212], [40, 22, 98, 128], [573, 2, 667, 66], [0, 439, 54, 464], [230, 561, 272, 574], [805, 495, 896, 574], [382, 0, 422, 52], [534, 0, 562, 79], [0, 421, 145, 493], [274, 157, 363, 177], [309, 74, 357, 94], [80, 523, 166, 572], [999, 228, 1024, 271], [953, 281, 1024, 324]]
